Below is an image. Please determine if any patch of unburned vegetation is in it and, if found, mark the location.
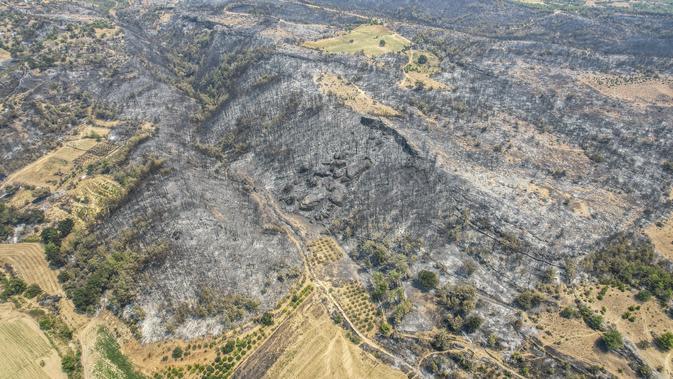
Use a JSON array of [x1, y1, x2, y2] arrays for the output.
[[0, 47, 10, 62], [645, 213, 673, 262], [581, 73, 673, 106], [401, 50, 448, 90], [90, 326, 143, 379], [316, 72, 399, 117], [304, 24, 410, 57]]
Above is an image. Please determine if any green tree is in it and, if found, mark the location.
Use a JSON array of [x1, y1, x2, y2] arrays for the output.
[[45, 242, 65, 267], [601, 329, 624, 351], [24, 283, 43, 299], [431, 330, 452, 350], [1, 276, 26, 299], [635, 289, 652, 302], [41, 227, 60, 245], [57, 218, 74, 237], [259, 311, 273, 326], [417, 270, 439, 291], [379, 39, 386, 47], [463, 314, 483, 333], [172, 346, 184, 359], [514, 290, 543, 310], [656, 331, 673, 351], [417, 54, 428, 64]]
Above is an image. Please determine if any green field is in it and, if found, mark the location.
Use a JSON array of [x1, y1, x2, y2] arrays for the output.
[[304, 24, 410, 56], [94, 327, 143, 379]]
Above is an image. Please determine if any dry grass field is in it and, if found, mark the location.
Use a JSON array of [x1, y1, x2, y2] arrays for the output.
[[316, 73, 399, 117], [0, 47, 10, 62], [264, 301, 405, 379], [0, 303, 67, 379], [69, 175, 124, 222], [581, 74, 673, 106], [645, 213, 673, 262], [304, 24, 410, 57]]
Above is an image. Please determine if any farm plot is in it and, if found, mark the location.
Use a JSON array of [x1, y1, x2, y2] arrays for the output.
[[307, 237, 343, 269], [263, 301, 405, 379], [0, 243, 61, 295], [4, 126, 113, 190], [0, 243, 87, 329], [304, 24, 410, 57], [334, 281, 379, 337], [0, 303, 66, 379], [316, 73, 399, 117]]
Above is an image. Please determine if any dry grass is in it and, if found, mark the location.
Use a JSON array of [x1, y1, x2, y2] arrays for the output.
[[5, 145, 88, 190], [304, 24, 410, 57], [316, 72, 399, 117], [264, 301, 404, 379], [645, 213, 673, 262], [581, 74, 673, 106], [0, 303, 67, 379], [400, 50, 448, 90], [0, 48, 10, 62]]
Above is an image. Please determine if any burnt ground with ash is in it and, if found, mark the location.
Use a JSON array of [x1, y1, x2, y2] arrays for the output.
[[2, 0, 673, 377]]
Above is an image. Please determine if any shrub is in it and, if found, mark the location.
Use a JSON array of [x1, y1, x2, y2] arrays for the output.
[[585, 313, 604, 331], [1, 276, 27, 299], [431, 330, 452, 350], [635, 290, 652, 302], [172, 346, 183, 359], [418, 54, 428, 64], [656, 332, 673, 351], [57, 218, 74, 237], [601, 329, 624, 351], [41, 227, 60, 245], [378, 39, 386, 47], [560, 306, 579, 319], [462, 314, 483, 333], [24, 283, 43, 298], [514, 290, 543, 310], [259, 311, 273, 326], [61, 353, 79, 374], [45, 242, 65, 267], [417, 270, 439, 291]]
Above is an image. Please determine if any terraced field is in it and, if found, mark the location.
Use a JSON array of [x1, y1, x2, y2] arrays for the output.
[[70, 175, 124, 221]]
